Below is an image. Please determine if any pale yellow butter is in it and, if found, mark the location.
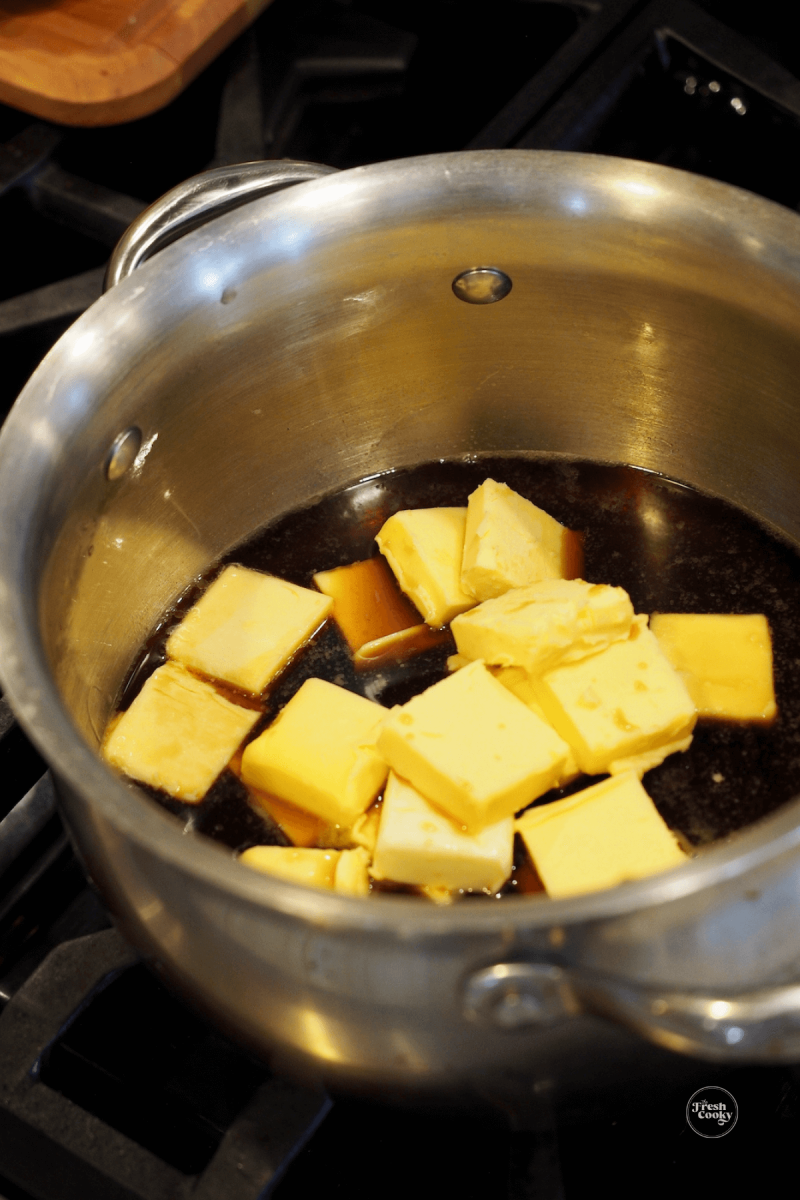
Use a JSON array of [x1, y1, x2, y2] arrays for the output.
[[375, 507, 475, 627], [240, 840, 370, 895], [461, 478, 568, 600], [377, 659, 569, 830], [240, 845, 340, 889], [103, 660, 259, 802], [334, 846, 372, 896], [348, 804, 382, 853], [167, 564, 332, 694], [608, 733, 694, 779], [650, 613, 777, 722], [371, 771, 514, 892], [241, 677, 388, 825], [420, 885, 456, 905], [533, 617, 697, 776], [516, 772, 687, 897], [451, 578, 634, 676], [493, 665, 580, 784]]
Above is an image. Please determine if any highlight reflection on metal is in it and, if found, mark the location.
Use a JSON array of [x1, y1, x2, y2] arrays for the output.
[[298, 1007, 346, 1064], [463, 962, 576, 1027], [106, 426, 142, 481], [452, 267, 512, 304], [105, 160, 338, 288], [617, 180, 660, 196]]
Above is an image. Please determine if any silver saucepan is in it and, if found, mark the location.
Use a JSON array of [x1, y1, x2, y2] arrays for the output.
[[2, 151, 800, 1107]]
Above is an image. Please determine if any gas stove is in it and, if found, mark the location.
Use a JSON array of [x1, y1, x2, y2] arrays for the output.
[[3, 1, 800, 1196]]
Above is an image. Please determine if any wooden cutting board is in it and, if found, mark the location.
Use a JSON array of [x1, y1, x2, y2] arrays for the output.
[[0, 0, 273, 126]]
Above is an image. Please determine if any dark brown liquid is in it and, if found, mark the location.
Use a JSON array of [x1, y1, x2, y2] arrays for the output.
[[120, 457, 800, 884]]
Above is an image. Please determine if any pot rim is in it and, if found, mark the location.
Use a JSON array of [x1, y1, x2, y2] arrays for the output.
[[3, 148, 800, 938]]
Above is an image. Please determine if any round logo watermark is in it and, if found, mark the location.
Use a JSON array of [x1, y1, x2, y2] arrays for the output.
[[686, 1086, 738, 1137]]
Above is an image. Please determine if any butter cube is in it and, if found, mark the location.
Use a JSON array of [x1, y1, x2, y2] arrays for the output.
[[493, 665, 580, 784], [377, 659, 569, 830], [375, 508, 475, 627], [167, 565, 332, 694], [492, 664, 548, 714], [461, 478, 569, 600], [247, 789, 329, 847], [240, 845, 340, 889], [533, 617, 697, 776], [334, 847, 372, 896], [516, 772, 687, 897], [451, 579, 634, 676], [449, 660, 579, 783], [349, 804, 382, 854], [650, 613, 776, 722], [608, 734, 694, 780], [241, 678, 388, 825], [248, 789, 380, 851], [240, 844, 372, 895], [420, 885, 456, 905], [103, 660, 259, 802], [371, 772, 513, 892]]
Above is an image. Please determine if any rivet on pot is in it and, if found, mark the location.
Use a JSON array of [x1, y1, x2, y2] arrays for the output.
[[452, 267, 512, 304], [463, 962, 575, 1028], [106, 426, 142, 481]]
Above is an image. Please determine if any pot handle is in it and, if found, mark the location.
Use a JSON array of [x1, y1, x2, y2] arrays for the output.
[[463, 962, 800, 1061], [104, 159, 338, 290]]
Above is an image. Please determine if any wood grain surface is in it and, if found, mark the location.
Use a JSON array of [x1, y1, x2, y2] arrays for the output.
[[0, 0, 273, 126]]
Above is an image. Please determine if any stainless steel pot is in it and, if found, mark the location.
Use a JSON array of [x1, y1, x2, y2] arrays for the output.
[[3, 151, 800, 1105]]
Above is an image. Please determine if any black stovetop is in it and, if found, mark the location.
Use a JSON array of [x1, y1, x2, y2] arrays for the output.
[[3, 1, 800, 1196]]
